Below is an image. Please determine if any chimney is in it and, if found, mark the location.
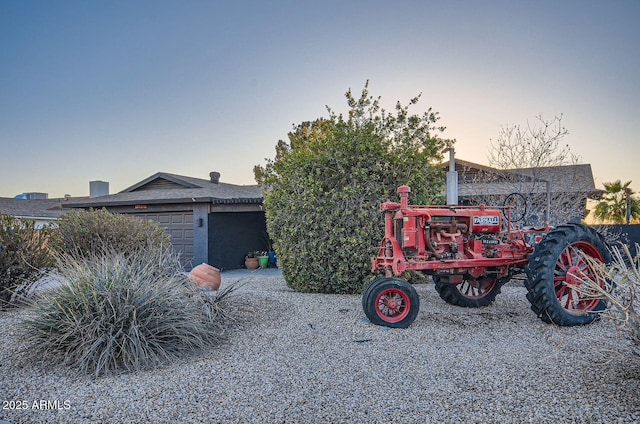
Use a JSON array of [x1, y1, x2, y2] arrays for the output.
[[90, 180, 109, 198], [209, 172, 220, 184]]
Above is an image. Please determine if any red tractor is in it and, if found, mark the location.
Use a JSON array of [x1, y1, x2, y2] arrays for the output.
[[362, 185, 611, 328]]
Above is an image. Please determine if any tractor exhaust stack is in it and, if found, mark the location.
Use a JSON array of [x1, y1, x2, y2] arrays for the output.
[[444, 147, 458, 205]]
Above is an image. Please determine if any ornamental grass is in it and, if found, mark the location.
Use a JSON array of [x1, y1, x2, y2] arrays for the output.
[[23, 248, 233, 377], [569, 243, 640, 357]]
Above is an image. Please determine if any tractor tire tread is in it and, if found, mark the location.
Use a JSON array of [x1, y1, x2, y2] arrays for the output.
[[525, 223, 610, 326]]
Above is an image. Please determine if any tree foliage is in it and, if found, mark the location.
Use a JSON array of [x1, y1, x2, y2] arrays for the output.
[[594, 180, 640, 224], [254, 82, 452, 293]]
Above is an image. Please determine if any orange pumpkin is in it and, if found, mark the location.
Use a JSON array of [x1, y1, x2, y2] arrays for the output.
[[189, 263, 221, 291]]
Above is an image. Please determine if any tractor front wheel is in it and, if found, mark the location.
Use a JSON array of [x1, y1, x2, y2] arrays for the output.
[[525, 223, 611, 326], [433, 275, 504, 307], [362, 277, 419, 328]]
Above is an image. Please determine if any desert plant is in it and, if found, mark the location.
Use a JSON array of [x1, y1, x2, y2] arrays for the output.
[[47, 208, 170, 261], [0, 214, 54, 308], [23, 248, 229, 377], [569, 244, 640, 356], [200, 283, 238, 323]]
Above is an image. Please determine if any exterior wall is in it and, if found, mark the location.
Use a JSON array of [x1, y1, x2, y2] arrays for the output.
[[191, 204, 209, 267], [15, 217, 56, 229]]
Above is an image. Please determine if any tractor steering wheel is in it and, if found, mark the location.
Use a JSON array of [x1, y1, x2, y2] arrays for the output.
[[503, 193, 527, 224]]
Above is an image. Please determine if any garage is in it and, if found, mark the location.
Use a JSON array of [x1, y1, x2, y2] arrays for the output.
[[134, 211, 194, 268]]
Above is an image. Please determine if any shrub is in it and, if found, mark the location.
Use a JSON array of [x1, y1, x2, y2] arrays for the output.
[[23, 248, 229, 377], [0, 214, 53, 308], [48, 208, 170, 261], [254, 82, 451, 293]]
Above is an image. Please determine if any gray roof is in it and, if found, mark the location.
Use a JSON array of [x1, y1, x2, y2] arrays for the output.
[[0, 197, 86, 219], [448, 159, 601, 198], [64, 172, 264, 208], [509, 164, 598, 194]]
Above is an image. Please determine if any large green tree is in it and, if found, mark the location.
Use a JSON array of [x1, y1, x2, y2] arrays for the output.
[[254, 82, 452, 293], [594, 180, 640, 224]]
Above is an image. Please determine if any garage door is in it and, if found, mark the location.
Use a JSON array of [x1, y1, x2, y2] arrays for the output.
[[133, 212, 194, 269]]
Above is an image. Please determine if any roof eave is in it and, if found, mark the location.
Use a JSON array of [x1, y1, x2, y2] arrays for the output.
[[62, 196, 263, 208]]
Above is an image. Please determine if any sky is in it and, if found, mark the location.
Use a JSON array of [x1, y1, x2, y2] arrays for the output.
[[1, 0, 639, 198]]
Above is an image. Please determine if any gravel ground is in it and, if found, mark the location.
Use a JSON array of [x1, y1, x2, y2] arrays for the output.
[[1, 268, 639, 424]]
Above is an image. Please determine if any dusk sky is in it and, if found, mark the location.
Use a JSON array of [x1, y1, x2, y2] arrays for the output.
[[1, 0, 638, 198]]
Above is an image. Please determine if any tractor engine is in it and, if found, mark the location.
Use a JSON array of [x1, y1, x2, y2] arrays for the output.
[[373, 185, 533, 277], [397, 207, 502, 262]]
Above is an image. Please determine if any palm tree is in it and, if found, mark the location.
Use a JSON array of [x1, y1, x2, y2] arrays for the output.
[[594, 180, 640, 224]]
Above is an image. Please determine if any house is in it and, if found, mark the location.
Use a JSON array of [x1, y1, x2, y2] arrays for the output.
[[62, 171, 267, 270], [446, 159, 602, 225], [0, 196, 80, 229]]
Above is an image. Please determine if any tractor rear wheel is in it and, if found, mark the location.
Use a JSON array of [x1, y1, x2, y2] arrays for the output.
[[433, 275, 503, 307], [362, 277, 419, 328], [525, 223, 611, 326]]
